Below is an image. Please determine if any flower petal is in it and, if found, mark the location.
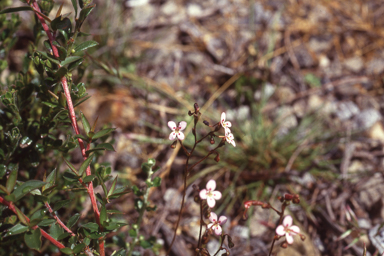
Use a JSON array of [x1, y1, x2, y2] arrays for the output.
[[224, 121, 232, 128], [221, 112, 226, 123], [218, 216, 227, 225], [283, 215, 293, 227], [209, 212, 218, 223], [168, 121, 177, 131], [199, 189, 207, 199], [214, 225, 222, 235], [178, 121, 187, 131], [169, 132, 176, 140], [177, 131, 185, 140], [207, 196, 216, 208], [290, 225, 300, 235], [276, 225, 285, 236], [212, 191, 222, 200], [206, 179, 216, 191], [231, 140, 236, 147], [207, 223, 213, 230], [286, 233, 294, 244]]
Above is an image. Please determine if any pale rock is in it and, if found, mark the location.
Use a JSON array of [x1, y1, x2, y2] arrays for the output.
[[275, 106, 298, 131], [254, 82, 276, 101], [226, 105, 250, 121], [368, 122, 384, 142], [353, 109, 381, 131], [232, 225, 249, 239], [308, 38, 332, 52], [249, 207, 278, 237], [343, 56, 364, 73], [367, 58, 384, 75], [293, 99, 306, 118], [275, 86, 295, 103], [132, 4, 156, 27], [336, 101, 359, 121], [161, 1, 178, 16], [163, 188, 182, 211], [359, 173, 384, 208], [318, 54, 330, 68], [187, 4, 203, 17]]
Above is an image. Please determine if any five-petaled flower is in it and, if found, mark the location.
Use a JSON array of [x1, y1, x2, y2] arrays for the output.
[[225, 132, 236, 147], [168, 121, 187, 140], [276, 215, 300, 244], [207, 212, 227, 235], [220, 112, 232, 134], [199, 180, 222, 208]]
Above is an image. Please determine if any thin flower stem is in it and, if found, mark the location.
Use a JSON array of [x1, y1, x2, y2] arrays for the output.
[[196, 200, 204, 252], [44, 202, 75, 236], [268, 203, 287, 256], [27, 1, 104, 255], [0, 196, 65, 249]]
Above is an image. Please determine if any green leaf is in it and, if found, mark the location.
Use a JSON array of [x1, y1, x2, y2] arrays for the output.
[[92, 128, 116, 140], [140, 239, 152, 249], [82, 175, 96, 183], [61, 56, 82, 66], [71, 0, 78, 17], [77, 4, 95, 30], [78, 153, 94, 176], [6, 169, 17, 194], [7, 223, 28, 236], [24, 228, 42, 251], [67, 213, 80, 228], [43, 169, 56, 192], [80, 112, 91, 135], [0, 165, 6, 178], [0, 6, 33, 14], [0, 185, 8, 194], [15, 207, 28, 225], [153, 177, 161, 187], [81, 222, 99, 232], [53, 199, 71, 211], [4, 215, 17, 225], [55, 67, 68, 79], [37, 51, 60, 65], [57, 232, 71, 240], [73, 95, 91, 107], [20, 136, 33, 148], [68, 58, 83, 71], [60, 248, 73, 255], [50, 223, 64, 240], [74, 40, 98, 53], [86, 143, 115, 154], [100, 205, 107, 225], [129, 228, 137, 238], [146, 205, 157, 212], [73, 243, 86, 254], [38, 219, 56, 227], [63, 158, 79, 176], [63, 171, 79, 182], [107, 176, 118, 198], [58, 29, 69, 42], [51, 16, 72, 32], [106, 209, 124, 215], [12, 180, 46, 201]]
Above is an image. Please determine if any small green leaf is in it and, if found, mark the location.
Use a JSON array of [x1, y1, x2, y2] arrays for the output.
[[67, 213, 80, 228], [37, 51, 60, 65], [51, 16, 72, 32], [153, 177, 161, 187], [19, 136, 33, 148], [0, 165, 6, 178], [24, 228, 42, 251], [4, 215, 17, 225], [63, 158, 79, 176], [86, 143, 115, 154], [140, 239, 152, 249], [91, 128, 116, 140], [82, 175, 96, 183], [0, 185, 9, 194], [68, 58, 83, 71], [50, 223, 64, 240], [129, 228, 137, 238], [60, 248, 74, 255], [73, 95, 91, 107], [53, 199, 71, 211], [6, 169, 18, 194], [107, 176, 118, 198], [77, 4, 95, 30], [74, 40, 98, 53], [38, 219, 56, 227], [58, 29, 69, 42], [55, 67, 68, 79], [12, 180, 46, 201], [15, 207, 28, 225], [0, 6, 33, 14], [146, 205, 157, 212], [81, 222, 99, 232], [71, 0, 78, 17], [73, 243, 86, 254], [61, 56, 82, 66], [43, 169, 56, 192], [7, 223, 28, 236], [57, 232, 71, 240], [80, 112, 91, 135], [100, 205, 107, 225], [63, 171, 79, 182], [78, 153, 94, 176], [106, 209, 124, 215]]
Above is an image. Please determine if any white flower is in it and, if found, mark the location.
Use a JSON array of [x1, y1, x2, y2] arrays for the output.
[[220, 112, 232, 134], [207, 212, 227, 235], [276, 215, 300, 244], [168, 121, 187, 140], [199, 180, 222, 208], [225, 132, 236, 147]]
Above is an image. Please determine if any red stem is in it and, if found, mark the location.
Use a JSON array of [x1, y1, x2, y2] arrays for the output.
[[0, 196, 65, 249], [27, 1, 104, 255], [44, 202, 75, 236]]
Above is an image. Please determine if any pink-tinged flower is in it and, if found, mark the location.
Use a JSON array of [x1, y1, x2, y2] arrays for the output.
[[199, 180, 222, 208], [225, 132, 236, 147], [276, 215, 300, 244], [207, 212, 227, 235], [168, 121, 187, 140], [220, 112, 232, 133]]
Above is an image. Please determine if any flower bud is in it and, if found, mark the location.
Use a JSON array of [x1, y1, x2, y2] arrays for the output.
[[194, 103, 200, 113], [188, 110, 193, 116], [214, 153, 220, 162], [170, 141, 177, 149], [203, 120, 210, 126], [281, 242, 288, 248], [284, 193, 294, 200], [202, 234, 210, 243], [194, 195, 199, 202], [300, 234, 306, 241], [210, 137, 215, 144], [292, 197, 300, 204]]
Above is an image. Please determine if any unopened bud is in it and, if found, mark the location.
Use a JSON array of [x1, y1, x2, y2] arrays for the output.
[[278, 196, 283, 202], [210, 137, 215, 144], [192, 184, 199, 191], [214, 153, 220, 162], [194, 195, 199, 202], [292, 197, 300, 204], [300, 234, 306, 241], [281, 242, 288, 248], [194, 103, 200, 113], [188, 110, 193, 116], [170, 141, 177, 149], [284, 194, 294, 200], [203, 120, 209, 126]]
